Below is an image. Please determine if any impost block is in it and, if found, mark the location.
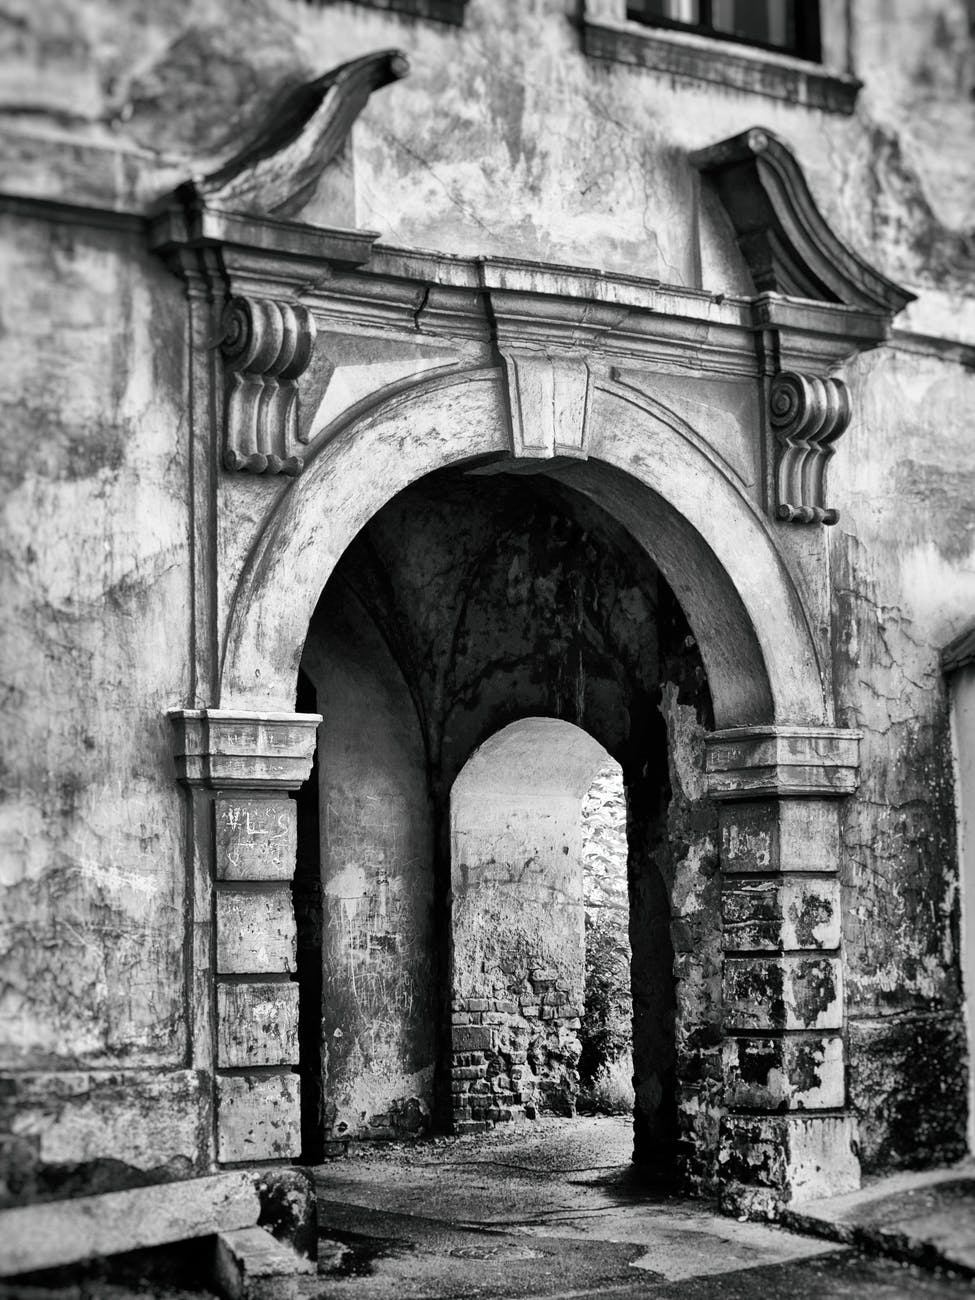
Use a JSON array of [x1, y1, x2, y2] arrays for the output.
[[706, 726, 860, 800]]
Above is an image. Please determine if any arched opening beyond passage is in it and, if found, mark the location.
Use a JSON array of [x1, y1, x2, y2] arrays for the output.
[[292, 463, 719, 1177], [450, 720, 645, 1131]]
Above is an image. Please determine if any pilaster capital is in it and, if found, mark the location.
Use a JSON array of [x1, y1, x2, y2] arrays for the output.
[[705, 725, 861, 800], [170, 708, 321, 789]]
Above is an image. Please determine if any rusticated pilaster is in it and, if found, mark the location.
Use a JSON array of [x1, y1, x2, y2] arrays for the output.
[[171, 708, 320, 1164], [770, 371, 851, 526], [706, 724, 862, 1213], [220, 296, 317, 476]]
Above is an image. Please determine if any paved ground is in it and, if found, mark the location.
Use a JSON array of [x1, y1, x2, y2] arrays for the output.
[[304, 1117, 973, 1299], [5, 1119, 971, 1298], [786, 1162, 975, 1278]]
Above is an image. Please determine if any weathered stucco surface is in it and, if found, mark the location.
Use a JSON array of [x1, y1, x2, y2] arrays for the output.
[[1, 0, 973, 1209], [833, 345, 975, 1170], [0, 211, 196, 1202]]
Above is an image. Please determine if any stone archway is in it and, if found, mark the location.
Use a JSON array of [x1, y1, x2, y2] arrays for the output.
[[172, 367, 860, 1212]]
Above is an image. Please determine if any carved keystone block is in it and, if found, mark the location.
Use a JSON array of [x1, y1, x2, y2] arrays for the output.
[[499, 347, 593, 460], [719, 799, 841, 873], [216, 982, 300, 1068], [723, 1035, 845, 1110], [719, 1113, 859, 1213], [723, 956, 843, 1031], [217, 1075, 301, 1163], [216, 890, 296, 974], [215, 797, 297, 881], [721, 877, 841, 951]]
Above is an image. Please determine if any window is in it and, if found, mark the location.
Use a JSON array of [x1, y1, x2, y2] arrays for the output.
[[626, 0, 821, 62]]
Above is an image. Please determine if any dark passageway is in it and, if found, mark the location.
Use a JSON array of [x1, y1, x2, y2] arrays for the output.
[[294, 466, 718, 1184]]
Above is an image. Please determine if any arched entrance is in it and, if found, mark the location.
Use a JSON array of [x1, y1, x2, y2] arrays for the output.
[[291, 461, 711, 1175], [172, 368, 860, 1211]]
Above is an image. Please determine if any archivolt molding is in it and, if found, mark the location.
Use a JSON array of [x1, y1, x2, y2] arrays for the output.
[[218, 367, 828, 730]]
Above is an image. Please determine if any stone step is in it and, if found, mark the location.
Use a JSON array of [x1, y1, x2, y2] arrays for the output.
[[0, 1172, 260, 1278]]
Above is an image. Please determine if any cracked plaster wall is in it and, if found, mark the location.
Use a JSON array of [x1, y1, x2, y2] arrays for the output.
[[0, 213, 197, 1204], [833, 345, 975, 1169]]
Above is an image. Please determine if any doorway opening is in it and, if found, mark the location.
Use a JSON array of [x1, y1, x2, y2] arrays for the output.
[[292, 464, 716, 1184], [449, 719, 635, 1129]]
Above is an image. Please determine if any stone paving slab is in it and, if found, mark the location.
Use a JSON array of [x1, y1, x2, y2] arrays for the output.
[[783, 1161, 975, 1280]]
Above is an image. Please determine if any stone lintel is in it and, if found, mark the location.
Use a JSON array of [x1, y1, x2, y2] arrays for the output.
[[706, 726, 860, 800], [170, 709, 320, 790], [723, 955, 843, 1032], [719, 1113, 860, 1213], [723, 1034, 845, 1111], [722, 876, 841, 952]]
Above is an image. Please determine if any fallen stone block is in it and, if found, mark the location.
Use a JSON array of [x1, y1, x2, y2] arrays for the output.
[[0, 1172, 260, 1277], [213, 1225, 315, 1300]]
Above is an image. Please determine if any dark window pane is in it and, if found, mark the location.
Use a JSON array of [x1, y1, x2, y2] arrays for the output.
[[627, 1, 702, 21], [712, 0, 795, 49], [626, 0, 817, 58]]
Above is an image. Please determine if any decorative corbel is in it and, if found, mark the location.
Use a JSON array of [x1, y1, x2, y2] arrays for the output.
[[769, 370, 851, 525], [220, 296, 317, 475]]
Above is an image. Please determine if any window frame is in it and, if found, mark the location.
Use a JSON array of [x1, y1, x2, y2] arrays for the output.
[[625, 1, 822, 64]]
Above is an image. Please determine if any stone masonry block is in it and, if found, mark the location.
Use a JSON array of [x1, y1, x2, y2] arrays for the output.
[[213, 1225, 314, 1300], [216, 1074, 301, 1163], [216, 982, 299, 1068], [215, 798, 297, 881], [706, 727, 860, 800], [171, 710, 320, 790], [721, 877, 841, 951], [723, 1034, 845, 1109], [0, 1172, 260, 1276], [216, 889, 296, 974], [453, 1025, 495, 1052], [719, 800, 840, 874], [723, 956, 843, 1031], [718, 1113, 859, 1214]]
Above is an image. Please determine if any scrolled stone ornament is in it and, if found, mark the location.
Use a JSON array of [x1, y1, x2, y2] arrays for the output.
[[770, 370, 851, 526], [219, 296, 316, 477]]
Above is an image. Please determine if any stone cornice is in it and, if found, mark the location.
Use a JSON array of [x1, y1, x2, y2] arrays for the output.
[[705, 726, 862, 800], [170, 709, 321, 789]]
